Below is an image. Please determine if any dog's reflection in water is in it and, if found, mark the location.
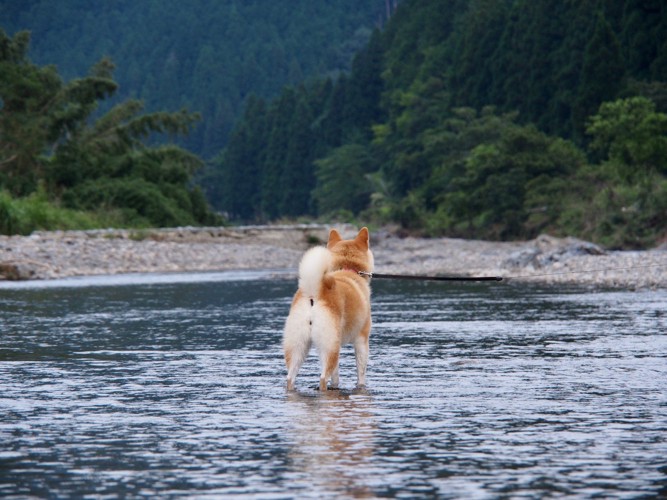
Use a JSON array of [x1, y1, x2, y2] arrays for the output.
[[285, 388, 376, 497]]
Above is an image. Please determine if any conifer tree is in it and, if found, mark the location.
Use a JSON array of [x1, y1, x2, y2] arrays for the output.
[[1, 30, 218, 228], [573, 11, 626, 140]]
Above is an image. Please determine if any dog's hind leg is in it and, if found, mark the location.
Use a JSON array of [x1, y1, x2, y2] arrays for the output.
[[319, 348, 339, 391], [312, 313, 340, 391], [285, 339, 310, 391], [283, 299, 312, 391]]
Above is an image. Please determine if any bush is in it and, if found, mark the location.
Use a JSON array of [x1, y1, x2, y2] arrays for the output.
[[0, 189, 98, 235], [62, 178, 204, 227]]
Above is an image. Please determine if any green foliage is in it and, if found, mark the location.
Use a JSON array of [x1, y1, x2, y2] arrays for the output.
[[572, 11, 626, 140], [205, 95, 267, 221], [544, 165, 667, 250], [382, 108, 586, 239], [63, 178, 196, 228], [2, 1, 386, 158], [7, 0, 667, 247], [501, 97, 667, 249], [6, 1, 667, 248], [313, 144, 376, 215], [209, 69, 384, 221], [587, 96, 667, 181], [167, 0, 667, 248], [0, 189, 99, 235], [0, 30, 68, 196], [580, 97, 667, 247], [0, 30, 220, 234]]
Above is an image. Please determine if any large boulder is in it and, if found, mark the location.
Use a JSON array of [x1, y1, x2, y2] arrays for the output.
[[503, 234, 606, 269]]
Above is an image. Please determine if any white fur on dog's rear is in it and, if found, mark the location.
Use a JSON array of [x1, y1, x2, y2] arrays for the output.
[[298, 246, 333, 299], [284, 245, 335, 390]]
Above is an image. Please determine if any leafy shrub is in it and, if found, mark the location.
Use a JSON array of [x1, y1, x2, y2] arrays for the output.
[[62, 178, 198, 227], [0, 189, 98, 235]]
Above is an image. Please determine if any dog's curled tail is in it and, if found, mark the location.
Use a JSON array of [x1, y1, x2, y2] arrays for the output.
[[298, 246, 333, 298]]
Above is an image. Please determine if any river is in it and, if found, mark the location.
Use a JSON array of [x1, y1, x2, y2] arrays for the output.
[[1, 271, 666, 498]]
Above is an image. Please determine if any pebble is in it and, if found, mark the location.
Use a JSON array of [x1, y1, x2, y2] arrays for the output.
[[0, 226, 665, 290]]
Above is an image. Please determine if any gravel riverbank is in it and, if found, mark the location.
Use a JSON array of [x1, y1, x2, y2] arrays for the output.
[[1, 225, 665, 289]]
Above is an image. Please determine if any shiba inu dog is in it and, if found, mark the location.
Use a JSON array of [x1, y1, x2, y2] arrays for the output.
[[283, 227, 374, 391]]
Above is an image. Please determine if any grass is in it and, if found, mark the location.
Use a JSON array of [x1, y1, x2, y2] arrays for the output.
[[0, 190, 151, 235]]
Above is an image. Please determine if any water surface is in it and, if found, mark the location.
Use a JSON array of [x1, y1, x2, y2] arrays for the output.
[[1, 272, 666, 498]]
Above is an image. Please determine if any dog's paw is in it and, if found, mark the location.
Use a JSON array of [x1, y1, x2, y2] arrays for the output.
[[352, 384, 370, 395]]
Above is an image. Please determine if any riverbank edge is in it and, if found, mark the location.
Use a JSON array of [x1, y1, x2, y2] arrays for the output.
[[1, 225, 665, 290]]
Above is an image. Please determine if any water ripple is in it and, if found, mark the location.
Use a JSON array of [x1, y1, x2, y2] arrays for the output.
[[1, 277, 666, 497]]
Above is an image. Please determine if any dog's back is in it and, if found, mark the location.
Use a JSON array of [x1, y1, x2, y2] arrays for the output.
[[283, 228, 373, 391]]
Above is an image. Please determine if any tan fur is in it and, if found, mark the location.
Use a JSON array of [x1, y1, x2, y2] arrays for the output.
[[283, 227, 373, 391]]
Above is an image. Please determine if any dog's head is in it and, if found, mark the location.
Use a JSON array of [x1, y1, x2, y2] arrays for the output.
[[327, 227, 374, 274]]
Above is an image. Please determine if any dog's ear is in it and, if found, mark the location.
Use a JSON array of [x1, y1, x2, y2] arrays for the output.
[[355, 227, 369, 250], [327, 229, 342, 249]]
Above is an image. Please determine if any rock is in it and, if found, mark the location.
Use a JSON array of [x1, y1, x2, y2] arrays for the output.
[[0, 260, 53, 280], [503, 248, 540, 269], [503, 234, 605, 269]]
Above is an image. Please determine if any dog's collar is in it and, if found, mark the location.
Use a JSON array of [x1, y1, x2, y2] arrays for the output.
[[341, 267, 370, 279]]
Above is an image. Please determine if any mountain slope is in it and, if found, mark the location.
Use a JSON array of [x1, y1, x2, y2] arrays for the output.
[[2, 0, 387, 157]]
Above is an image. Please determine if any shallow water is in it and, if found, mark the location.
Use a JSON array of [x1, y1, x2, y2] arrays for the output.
[[1, 271, 666, 498]]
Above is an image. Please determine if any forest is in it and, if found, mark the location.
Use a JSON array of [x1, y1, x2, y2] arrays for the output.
[[0, 29, 221, 232], [212, 0, 667, 248], [1, 0, 386, 158], [0, 0, 385, 233], [2, 0, 667, 248]]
